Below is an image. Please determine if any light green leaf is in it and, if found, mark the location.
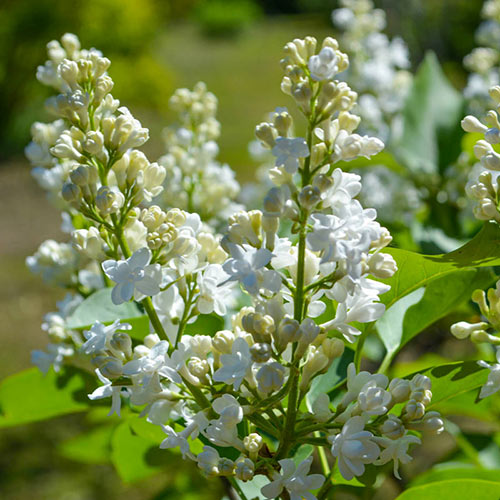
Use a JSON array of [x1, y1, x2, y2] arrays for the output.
[[416, 361, 489, 410], [377, 267, 495, 359], [337, 151, 405, 174], [410, 467, 500, 488], [396, 479, 500, 500], [331, 468, 364, 487], [0, 367, 91, 427], [59, 424, 115, 464], [66, 288, 149, 340], [394, 51, 465, 175], [111, 420, 173, 483]]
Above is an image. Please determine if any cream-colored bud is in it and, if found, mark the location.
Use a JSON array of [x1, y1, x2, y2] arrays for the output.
[[235, 458, 254, 481], [255, 122, 277, 148], [110, 332, 132, 359], [321, 337, 344, 360], [276, 317, 300, 348], [451, 321, 488, 340], [218, 458, 235, 476], [300, 347, 329, 391], [273, 111, 293, 137], [212, 330, 235, 354], [100, 357, 123, 379], [243, 433, 263, 455], [461, 115, 488, 133], [388, 378, 411, 403]]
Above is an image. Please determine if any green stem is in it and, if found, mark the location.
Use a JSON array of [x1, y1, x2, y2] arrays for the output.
[[316, 459, 336, 500], [112, 214, 169, 343], [316, 433, 331, 476]]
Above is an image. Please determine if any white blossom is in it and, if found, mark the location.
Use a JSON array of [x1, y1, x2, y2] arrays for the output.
[[272, 137, 309, 174], [213, 337, 252, 390], [102, 247, 162, 305], [261, 456, 325, 500], [330, 416, 380, 480]]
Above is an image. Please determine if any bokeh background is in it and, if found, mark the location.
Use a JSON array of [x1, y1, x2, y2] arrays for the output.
[[0, 0, 489, 498]]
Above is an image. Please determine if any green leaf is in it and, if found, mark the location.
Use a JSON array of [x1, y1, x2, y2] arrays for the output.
[[306, 348, 354, 407], [410, 467, 500, 488], [394, 51, 465, 175], [337, 151, 405, 174], [0, 367, 91, 427], [59, 424, 115, 464], [395, 479, 500, 500], [184, 313, 225, 336], [331, 468, 364, 487], [377, 267, 495, 358], [111, 420, 174, 483], [66, 288, 149, 340], [416, 361, 489, 410], [381, 222, 500, 311]]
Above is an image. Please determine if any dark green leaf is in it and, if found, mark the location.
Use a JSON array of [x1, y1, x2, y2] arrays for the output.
[[306, 348, 354, 407], [0, 367, 91, 427], [184, 314, 225, 336], [416, 361, 489, 410]]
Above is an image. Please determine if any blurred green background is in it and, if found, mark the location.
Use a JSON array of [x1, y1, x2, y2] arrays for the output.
[[0, 0, 488, 498]]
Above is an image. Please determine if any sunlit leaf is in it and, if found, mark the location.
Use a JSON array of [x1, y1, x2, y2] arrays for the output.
[[395, 479, 500, 499], [0, 367, 91, 427]]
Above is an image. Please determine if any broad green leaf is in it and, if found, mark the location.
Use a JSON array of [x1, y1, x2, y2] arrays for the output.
[[59, 424, 115, 464], [66, 288, 149, 340], [0, 367, 91, 427], [381, 221, 500, 310], [111, 420, 173, 483], [292, 444, 314, 465], [236, 474, 269, 500], [431, 388, 500, 421], [410, 467, 500, 488], [377, 267, 495, 358], [394, 51, 465, 175], [396, 479, 500, 500], [331, 468, 364, 487], [306, 348, 354, 407], [416, 361, 489, 410]]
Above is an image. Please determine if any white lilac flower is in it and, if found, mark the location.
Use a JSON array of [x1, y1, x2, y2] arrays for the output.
[[160, 424, 193, 459], [88, 369, 125, 416], [341, 363, 388, 407], [197, 264, 235, 316], [373, 434, 421, 479], [256, 362, 286, 394], [213, 337, 252, 390], [222, 244, 277, 295], [357, 380, 392, 415], [478, 348, 500, 398], [102, 247, 162, 305], [122, 340, 170, 385], [261, 456, 325, 500], [31, 343, 74, 374], [272, 137, 310, 174], [308, 46, 339, 81], [205, 395, 243, 448], [329, 416, 380, 481], [153, 284, 186, 345], [197, 446, 220, 475], [81, 320, 132, 355]]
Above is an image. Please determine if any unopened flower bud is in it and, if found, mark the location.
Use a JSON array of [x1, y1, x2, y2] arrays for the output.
[[100, 357, 123, 379], [298, 185, 321, 209], [380, 415, 405, 439], [235, 458, 254, 481], [250, 343, 272, 363], [62, 182, 80, 202], [255, 123, 277, 148], [321, 337, 344, 360], [276, 317, 300, 348], [243, 433, 263, 456], [403, 399, 426, 421], [407, 411, 444, 434], [218, 458, 235, 476], [110, 332, 132, 358], [451, 321, 489, 340], [313, 173, 334, 193], [212, 330, 235, 354], [388, 378, 411, 403]]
